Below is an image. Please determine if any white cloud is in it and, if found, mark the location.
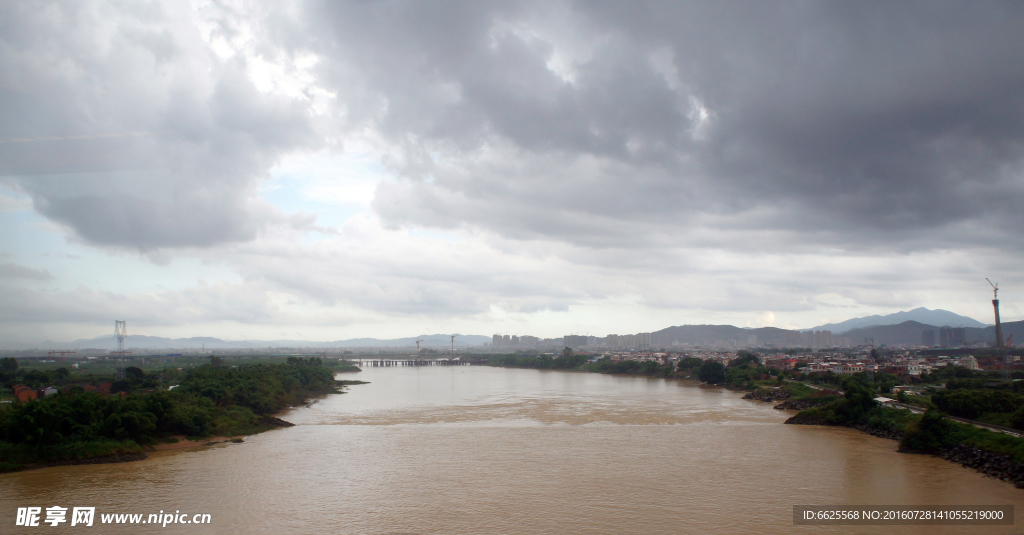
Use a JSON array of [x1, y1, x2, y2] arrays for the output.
[[2, 0, 1023, 345]]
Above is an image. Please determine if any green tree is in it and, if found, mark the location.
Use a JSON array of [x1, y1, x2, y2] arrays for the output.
[[676, 357, 703, 371], [0, 357, 17, 373], [125, 367, 145, 381], [931, 388, 1021, 420], [53, 367, 71, 381], [1011, 406, 1024, 431], [697, 361, 725, 384], [729, 351, 761, 368], [900, 409, 964, 453], [639, 360, 663, 376], [833, 379, 877, 424], [21, 370, 48, 388]]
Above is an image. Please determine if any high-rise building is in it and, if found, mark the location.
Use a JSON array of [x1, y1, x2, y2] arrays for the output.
[[939, 327, 966, 347], [922, 330, 935, 347], [564, 335, 588, 349], [637, 332, 652, 349]]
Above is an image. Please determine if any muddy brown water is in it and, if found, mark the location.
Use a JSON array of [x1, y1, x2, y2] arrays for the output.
[[2, 366, 1020, 534]]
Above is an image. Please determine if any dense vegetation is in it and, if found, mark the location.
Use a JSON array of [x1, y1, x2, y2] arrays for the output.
[[487, 351, 590, 370], [931, 386, 1024, 430], [0, 357, 344, 472], [487, 350, 680, 378], [487, 349, 799, 385], [583, 358, 674, 377], [899, 409, 1024, 463], [1, 357, 19, 385], [791, 377, 1024, 464], [794, 380, 910, 431]]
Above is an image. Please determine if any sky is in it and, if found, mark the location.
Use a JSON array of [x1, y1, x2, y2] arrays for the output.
[[1, 1, 1022, 347]]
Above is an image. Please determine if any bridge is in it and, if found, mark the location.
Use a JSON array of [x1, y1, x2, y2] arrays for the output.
[[358, 358, 472, 367]]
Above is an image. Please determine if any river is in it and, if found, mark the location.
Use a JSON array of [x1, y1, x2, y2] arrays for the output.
[[2, 366, 1019, 534]]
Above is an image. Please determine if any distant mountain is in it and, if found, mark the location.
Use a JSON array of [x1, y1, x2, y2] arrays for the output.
[[27, 333, 492, 351], [807, 308, 987, 333], [841, 321, 942, 347], [982, 320, 1024, 347], [842, 319, 1024, 347], [652, 325, 796, 347]]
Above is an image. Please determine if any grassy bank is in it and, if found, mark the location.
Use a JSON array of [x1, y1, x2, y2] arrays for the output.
[[788, 378, 1024, 488]]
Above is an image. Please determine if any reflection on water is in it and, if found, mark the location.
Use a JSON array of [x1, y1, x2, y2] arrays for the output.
[[2, 366, 1019, 534]]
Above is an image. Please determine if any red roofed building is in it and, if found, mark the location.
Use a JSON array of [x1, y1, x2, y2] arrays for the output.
[[13, 385, 37, 403]]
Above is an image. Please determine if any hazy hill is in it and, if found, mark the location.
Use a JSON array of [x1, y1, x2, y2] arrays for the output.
[[970, 320, 1024, 347], [842, 320, 1024, 347], [807, 307, 987, 333], [652, 325, 794, 347], [841, 321, 941, 346], [33, 333, 492, 351]]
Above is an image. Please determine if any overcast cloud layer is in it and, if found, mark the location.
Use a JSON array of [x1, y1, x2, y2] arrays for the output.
[[1, 0, 1022, 346]]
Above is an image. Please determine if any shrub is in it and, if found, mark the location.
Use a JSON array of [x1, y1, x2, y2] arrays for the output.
[[697, 361, 725, 384], [900, 410, 965, 454]]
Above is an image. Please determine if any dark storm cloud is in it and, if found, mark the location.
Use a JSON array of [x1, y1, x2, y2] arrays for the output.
[[4, 0, 1023, 255], [293, 0, 1024, 251]]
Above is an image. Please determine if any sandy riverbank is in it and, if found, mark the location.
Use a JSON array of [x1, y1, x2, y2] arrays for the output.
[[147, 436, 237, 451]]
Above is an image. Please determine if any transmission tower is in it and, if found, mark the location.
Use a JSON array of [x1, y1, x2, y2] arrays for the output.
[[115, 320, 128, 380]]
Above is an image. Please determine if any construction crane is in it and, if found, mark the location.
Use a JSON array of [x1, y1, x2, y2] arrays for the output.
[[986, 278, 1004, 349], [450, 334, 459, 355], [414, 339, 425, 363], [987, 278, 1009, 382]]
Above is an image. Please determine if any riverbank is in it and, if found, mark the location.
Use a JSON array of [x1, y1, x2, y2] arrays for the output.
[[12, 364, 1022, 535], [0, 413, 300, 473], [776, 382, 1024, 490], [785, 413, 1024, 488], [0, 358, 355, 473], [10, 452, 149, 472], [484, 357, 1024, 490], [608, 361, 1024, 491]]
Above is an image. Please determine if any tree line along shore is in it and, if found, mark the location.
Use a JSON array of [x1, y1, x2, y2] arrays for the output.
[[486, 349, 1024, 489], [5, 350, 1022, 488], [0, 356, 364, 473]]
